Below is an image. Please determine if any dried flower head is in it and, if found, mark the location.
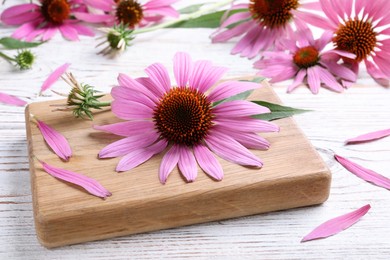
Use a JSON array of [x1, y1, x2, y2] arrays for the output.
[[97, 24, 134, 56], [52, 73, 108, 120]]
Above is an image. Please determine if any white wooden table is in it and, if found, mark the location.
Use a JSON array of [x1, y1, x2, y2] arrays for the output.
[[1, 3, 390, 259]]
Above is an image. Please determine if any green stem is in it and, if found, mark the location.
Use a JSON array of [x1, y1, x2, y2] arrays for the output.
[[93, 101, 112, 107], [133, 0, 234, 35], [0, 51, 16, 63]]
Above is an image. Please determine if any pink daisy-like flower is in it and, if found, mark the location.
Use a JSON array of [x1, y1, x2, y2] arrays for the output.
[[211, 0, 323, 59], [75, 0, 179, 28], [304, 0, 390, 86], [95, 52, 279, 184], [254, 29, 357, 94], [0, 0, 94, 41]]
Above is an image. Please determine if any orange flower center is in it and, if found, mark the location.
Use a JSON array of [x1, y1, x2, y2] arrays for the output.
[[41, 0, 70, 24], [334, 19, 377, 62], [249, 0, 299, 28], [116, 0, 144, 27], [153, 87, 213, 146], [293, 46, 319, 68]]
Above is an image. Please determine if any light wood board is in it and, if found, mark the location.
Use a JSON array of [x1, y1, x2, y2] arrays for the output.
[[25, 80, 331, 248]]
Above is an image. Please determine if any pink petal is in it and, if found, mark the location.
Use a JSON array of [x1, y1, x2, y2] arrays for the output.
[[205, 131, 263, 167], [144, 63, 171, 93], [287, 69, 306, 93], [0, 4, 40, 25], [68, 23, 95, 37], [116, 139, 167, 172], [144, 6, 178, 18], [335, 154, 390, 190], [98, 132, 159, 158], [307, 66, 321, 94], [208, 81, 261, 102], [59, 24, 79, 41], [37, 120, 72, 161], [365, 59, 390, 87], [93, 121, 155, 137], [111, 85, 156, 109], [111, 100, 153, 120], [301, 204, 371, 242], [193, 145, 223, 181], [83, 0, 113, 12], [214, 118, 279, 133], [317, 66, 343, 92], [214, 125, 270, 150], [159, 145, 180, 184], [11, 21, 39, 39], [177, 146, 197, 182], [0, 92, 27, 106], [213, 100, 270, 117], [40, 161, 112, 199], [143, 0, 178, 9], [293, 10, 336, 30], [73, 12, 113, 23], [118, 74, 158, 102], [173, 52, 192, 87], [345, 128, 390, 144], [40, 63, 70, 95]]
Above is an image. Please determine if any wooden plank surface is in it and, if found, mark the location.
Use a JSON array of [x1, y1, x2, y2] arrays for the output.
[[25, 81, 330, 247], [1, 1, 390, 258]]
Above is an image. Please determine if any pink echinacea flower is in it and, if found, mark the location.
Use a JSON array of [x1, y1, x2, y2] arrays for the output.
[[75, 0, 179, 28], [254, 29, 357, 94], [95, 52, 278, 184], [211, 0, 323, 59], [0, 0, 94, 41], [304, 0, 390, 86]]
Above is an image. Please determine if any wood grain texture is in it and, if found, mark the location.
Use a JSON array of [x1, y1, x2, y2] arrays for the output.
[[25, 81, 330, 248], [1, 1, 390, 258]]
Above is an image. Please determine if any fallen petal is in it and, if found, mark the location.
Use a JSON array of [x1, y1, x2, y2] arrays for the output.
[[301, 204, 371, 242], [40, 63, 70, 95], [40, 161, 111, 199], [345, 128, 390, 144], [0, 92, 27, 106], [335, 154, 390, 190], [37, 120, 72, 161]]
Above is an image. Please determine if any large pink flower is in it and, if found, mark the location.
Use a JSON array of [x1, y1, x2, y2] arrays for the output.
[[0, 0, 94, 41], [211, 0, 323, 59], [254, 29, 357, 94], [303, 0, 390, 86], [95, 52, 279, 184], [75, 0, 179, 28]]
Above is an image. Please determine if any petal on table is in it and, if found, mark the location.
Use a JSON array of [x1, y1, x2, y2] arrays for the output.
[[40, 63, 70, 95], [301, 204, 371, 242], [345, 128, 390, 144], [40, 161, 112, 199], [335, 154, 390, 190]]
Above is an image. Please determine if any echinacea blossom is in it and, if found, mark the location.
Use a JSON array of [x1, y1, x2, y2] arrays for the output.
[[0, 0, 94, 41], [302, 204, 371, 242], [304, 0, 390, 86], [335, 154, 390, 190], [211, 0, 323, 59], [34, 118, 72, 161], [40, 63, 70, 95], [0, 92, 27, 106], [75, 0, 179, 28], [40, 160, 112, 199], [51, 73, 109, 120], [95, 52, 278, 184], [254, 29, 357, 94]]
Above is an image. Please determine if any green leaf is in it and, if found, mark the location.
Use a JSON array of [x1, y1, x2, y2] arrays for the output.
[[179, 4, 205, 14], [251, 101, 310, 121], [168, 10, 226, 28], [0, 37, 43, 49]]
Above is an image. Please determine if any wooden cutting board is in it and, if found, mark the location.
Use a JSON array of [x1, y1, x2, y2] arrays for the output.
[[25, 79, 331, 248]]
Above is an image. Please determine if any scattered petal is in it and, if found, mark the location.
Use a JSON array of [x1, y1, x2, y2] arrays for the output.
[[302, 204, 371, 242], [36, 120, 72, 161], [40, 63, 70, 95], [345, 128, 390, 144], [335, 154, 390, 190], [40, 160, 112, 199], [0, 92, 27, 106]]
